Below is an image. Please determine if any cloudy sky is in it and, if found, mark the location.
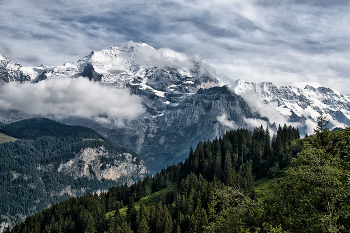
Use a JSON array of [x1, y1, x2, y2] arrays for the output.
[[1, 0, 350, 94]]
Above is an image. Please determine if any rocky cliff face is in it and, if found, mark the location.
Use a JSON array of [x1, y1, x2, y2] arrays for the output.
[[57, 146, 147, 185], [106, 85, 261, 170]]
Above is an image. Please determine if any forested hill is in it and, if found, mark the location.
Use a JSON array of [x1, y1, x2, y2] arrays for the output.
[[5, 120, 334, 233], [9, 116, 350, 232], [0, 117, 103, 140], [0, 118, 149, 232], [0, 117, 143, 159]]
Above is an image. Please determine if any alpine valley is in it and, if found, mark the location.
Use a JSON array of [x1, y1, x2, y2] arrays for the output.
[[1, 42, 349, 172]]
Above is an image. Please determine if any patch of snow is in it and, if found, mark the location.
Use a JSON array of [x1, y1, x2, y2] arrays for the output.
[[153, 89, 166, 97], [19, 67, 39, 79], [276, 106, 292, 116], [178, 68, 192, 77]]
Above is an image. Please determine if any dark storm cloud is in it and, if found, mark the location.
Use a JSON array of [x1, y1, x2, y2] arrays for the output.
[[0, 0, 350, 94]]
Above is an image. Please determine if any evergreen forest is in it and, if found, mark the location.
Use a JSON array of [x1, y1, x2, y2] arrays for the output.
[[4, 115, 350, 232]]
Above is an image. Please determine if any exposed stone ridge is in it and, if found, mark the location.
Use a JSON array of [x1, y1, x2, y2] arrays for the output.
[[58, 146, 148, 183]]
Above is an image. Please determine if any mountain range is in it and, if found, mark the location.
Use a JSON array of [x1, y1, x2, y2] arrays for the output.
[[1, 42, 349, 171]]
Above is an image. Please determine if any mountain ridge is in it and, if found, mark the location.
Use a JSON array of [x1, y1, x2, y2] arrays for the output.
[[230, 79, 350, 134], [1, 43, 349, 170]]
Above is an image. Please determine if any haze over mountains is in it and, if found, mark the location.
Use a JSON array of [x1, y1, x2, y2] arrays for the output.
[[1, 42, 349, 170]]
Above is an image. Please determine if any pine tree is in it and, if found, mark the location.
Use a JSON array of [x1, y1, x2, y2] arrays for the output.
[[313, 113, 335, 154], [126, 198, 137, 227], [264, 127, 271, 161], [223, 151, 234, 186]]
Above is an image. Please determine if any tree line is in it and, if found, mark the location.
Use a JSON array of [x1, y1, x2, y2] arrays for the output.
[[7, 124, 310, 232]]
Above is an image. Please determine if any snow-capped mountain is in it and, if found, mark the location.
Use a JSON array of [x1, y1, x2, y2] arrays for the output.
[[0, 43, 260, 170], [231, 79, 350, 135], [0, 54, 32, 83], [0, 42, 349, 170]]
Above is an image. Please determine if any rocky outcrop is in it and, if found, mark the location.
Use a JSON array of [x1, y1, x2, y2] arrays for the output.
[[57, 146, 148, 184]]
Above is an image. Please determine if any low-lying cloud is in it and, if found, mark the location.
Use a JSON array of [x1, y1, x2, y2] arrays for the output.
[[237, 90, 303, 133], [112, 42, 192, 69], [217, 113, 237, 129], [244, 118, 268, 130], [239, 91, 288, 127], [0, 77, 145, 126]]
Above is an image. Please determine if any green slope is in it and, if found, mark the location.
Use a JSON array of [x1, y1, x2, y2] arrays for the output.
[[254, 171, 285, 198], [0, 132, 17, 144], [118, 183, 178, 217]]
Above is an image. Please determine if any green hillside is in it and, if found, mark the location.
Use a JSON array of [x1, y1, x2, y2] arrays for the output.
[[0, 132, 17, 144]]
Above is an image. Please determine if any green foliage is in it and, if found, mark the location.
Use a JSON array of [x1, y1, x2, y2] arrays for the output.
[[313, 113, 337, 155], [267, 162, 280, 178], [254, 175, 283, 198], [204, 186, 262, 232], [261, 117, 350, 232], [262, 145, 350, 232]]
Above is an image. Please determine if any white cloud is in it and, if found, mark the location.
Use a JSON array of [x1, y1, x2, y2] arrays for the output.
[[236, 90, 303, 133], [305, 119, 317, 135], [121, 42, 191, 68], [244, 118, 268, 129], [217, 113, 237, 129], [0, 76, 145, 126], [239, 91, 288, 127]]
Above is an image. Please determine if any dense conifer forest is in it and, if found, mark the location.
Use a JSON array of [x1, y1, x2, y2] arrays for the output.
[[4, 115, 350, 232]]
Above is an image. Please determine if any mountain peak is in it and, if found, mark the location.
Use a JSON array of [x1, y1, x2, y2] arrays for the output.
[[120, 41, 156, 53], [0, 54, 6, 61], [304, 85, 316, 92], [232, 79, 275, 96], [75, 42, 190, 78]]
